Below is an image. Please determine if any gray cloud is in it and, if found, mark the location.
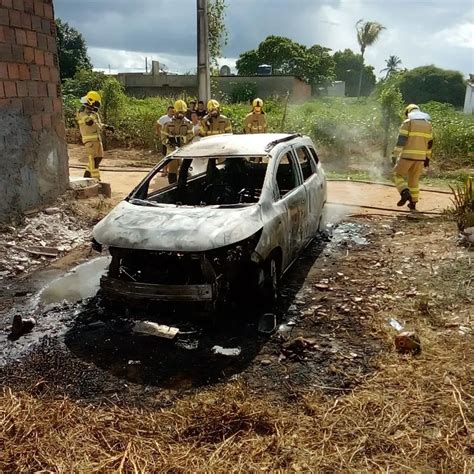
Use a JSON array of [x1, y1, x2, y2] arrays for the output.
[[54, 0, 474, 76]]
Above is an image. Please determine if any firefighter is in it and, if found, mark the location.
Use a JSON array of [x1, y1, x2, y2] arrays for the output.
[[199, 99, 232, 136], [161, 99, 194, 184], [392, 104, 433, 210], [243, 98, 268, 133], [76, 91, 114, 180]]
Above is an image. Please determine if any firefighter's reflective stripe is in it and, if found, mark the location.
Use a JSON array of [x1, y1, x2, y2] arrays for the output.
[[402, 149, 427, 156], [81, 134, 100, 141], [399, 129, 409, 136], [409, 131, 433, 139]]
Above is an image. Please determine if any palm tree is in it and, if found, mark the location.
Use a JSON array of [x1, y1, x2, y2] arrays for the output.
[[356, 19, 385, 97], [380, 55, 402, 79]]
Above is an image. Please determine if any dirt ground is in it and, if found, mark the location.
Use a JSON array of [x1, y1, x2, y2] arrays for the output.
[[0, 145, 472, 472]]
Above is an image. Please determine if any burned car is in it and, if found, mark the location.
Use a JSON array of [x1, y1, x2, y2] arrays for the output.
[[93, 133, 327, 308]]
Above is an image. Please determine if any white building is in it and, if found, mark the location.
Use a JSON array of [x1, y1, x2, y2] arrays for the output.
[[463, 74, 474, 114]]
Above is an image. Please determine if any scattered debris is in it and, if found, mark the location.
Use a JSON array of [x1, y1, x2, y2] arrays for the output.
[[389, 318, 404, 331], [211, 346, 241, 357], [282, 336, 319, 360], [25, 246, 60, 257], [260, 359, 272, 366], [128, 360, 141, 365], [395, 331, 421, 355], [258, 313, 276, 334], [44, 207, 61, 215], [10, 315, 36, 338], [0, 207, 89, 279], [133, 321, 179, 339]]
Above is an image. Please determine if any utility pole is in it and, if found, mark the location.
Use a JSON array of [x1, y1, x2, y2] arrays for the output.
[[145, 57, 148, 73], [197, 0, 210, 103]]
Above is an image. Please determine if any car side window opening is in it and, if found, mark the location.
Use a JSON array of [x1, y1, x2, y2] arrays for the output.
[[275, 152, 300, 199], [307, 146, 320, 166], [295, 146, 317, 180]]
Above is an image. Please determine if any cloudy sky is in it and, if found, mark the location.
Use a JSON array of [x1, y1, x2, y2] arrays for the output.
[[54, 0, 473, 78]]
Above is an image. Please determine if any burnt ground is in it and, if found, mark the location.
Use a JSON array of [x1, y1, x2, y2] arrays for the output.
[[0, 216, 448, 408]]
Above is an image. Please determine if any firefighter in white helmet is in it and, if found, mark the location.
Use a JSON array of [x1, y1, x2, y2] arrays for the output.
[[199, 99, 232, 136], [392, 104, 433, 210], [161, 99, 194, 183], [76, 91, 114, 180], [243, 98, 268, 133]]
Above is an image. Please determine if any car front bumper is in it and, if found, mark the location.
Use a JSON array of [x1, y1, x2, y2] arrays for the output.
[[100, 276, 216, 303]]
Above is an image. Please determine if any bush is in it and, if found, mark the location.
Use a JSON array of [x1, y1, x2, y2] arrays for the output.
[[229, 82, 258, 103], [422, 101, 474, 169], [398, 65, 466, 107]]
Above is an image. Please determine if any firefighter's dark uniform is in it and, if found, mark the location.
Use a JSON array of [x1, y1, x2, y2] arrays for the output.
[[161, 117, 194, 183], [243, 111, 267, 133], [199, 114, 232, 136]]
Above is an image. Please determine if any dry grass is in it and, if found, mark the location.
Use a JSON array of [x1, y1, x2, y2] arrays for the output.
[[1, 330, 472, 473]]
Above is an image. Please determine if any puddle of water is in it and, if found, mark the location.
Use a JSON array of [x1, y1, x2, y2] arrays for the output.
[[38, 257, 111, 306]]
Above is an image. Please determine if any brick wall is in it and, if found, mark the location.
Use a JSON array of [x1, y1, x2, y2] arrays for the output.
[[0, 0, 68, 221]]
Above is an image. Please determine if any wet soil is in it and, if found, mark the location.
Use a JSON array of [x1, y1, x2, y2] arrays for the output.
[[0, 220, 391, 406]]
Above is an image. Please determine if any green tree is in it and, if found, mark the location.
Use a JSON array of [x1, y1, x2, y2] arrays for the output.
[[377, 83, 404, 158], [62, 69, 107, 97], [208, 0, 228, 67], [333, 49, 376, 96], [235, 36, 335, 85], [355, 19, 385, 98], [398, 65, 466, 107], [380, 55, 402, 79], [56, 19, 92, 81]]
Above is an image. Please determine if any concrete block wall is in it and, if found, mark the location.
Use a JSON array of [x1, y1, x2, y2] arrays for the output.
[[0, 0, 68, 222]]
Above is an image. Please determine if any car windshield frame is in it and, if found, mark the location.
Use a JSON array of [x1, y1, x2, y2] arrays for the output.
[[127, 154, 270, 207]]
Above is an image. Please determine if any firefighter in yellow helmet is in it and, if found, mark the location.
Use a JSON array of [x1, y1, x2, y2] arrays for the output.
[[392, 104, 433, 210], [75, 91, 114, 180], [161, 99, 194, 184], [199, 99, 232, 136], [243, 98, 268, 134]]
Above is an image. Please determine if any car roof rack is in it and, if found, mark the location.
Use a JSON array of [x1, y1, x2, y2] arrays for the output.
[[264, 133, 302, 152]]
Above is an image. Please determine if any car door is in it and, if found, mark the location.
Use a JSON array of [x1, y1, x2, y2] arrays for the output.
[[272, 149, 306, 267], [294, 144, 325, 240]]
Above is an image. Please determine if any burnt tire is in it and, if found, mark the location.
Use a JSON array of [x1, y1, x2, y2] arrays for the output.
[[262, 256, 279, 306]]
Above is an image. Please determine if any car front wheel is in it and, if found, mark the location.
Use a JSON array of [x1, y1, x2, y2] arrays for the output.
[[261, 256, 279, 306]]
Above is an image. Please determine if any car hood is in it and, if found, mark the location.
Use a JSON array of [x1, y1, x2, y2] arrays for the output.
[[93, 201, 264, 252]]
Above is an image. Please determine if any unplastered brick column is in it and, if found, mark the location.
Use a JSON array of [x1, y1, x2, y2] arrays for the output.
[[0, 0, 68, 221]]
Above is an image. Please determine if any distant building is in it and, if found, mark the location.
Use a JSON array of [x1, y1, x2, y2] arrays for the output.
[[316, 81, 346, 98], [256, 64, 273, 75], [464, 74, 474, 114], [219, 65, 231, 76], [116, 68, 312, 101]]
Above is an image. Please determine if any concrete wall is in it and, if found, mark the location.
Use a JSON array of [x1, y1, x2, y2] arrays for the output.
[[463, 83, 473, 114], [117, 72, 312, 101], [0, 0, 68, 222], [216, 75, 311, 101]]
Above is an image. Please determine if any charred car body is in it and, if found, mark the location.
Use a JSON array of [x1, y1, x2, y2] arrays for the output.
[[93, 133, 327, 308]]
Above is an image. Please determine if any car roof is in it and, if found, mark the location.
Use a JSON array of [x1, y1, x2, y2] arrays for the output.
[[173, 133, 303, 158]]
